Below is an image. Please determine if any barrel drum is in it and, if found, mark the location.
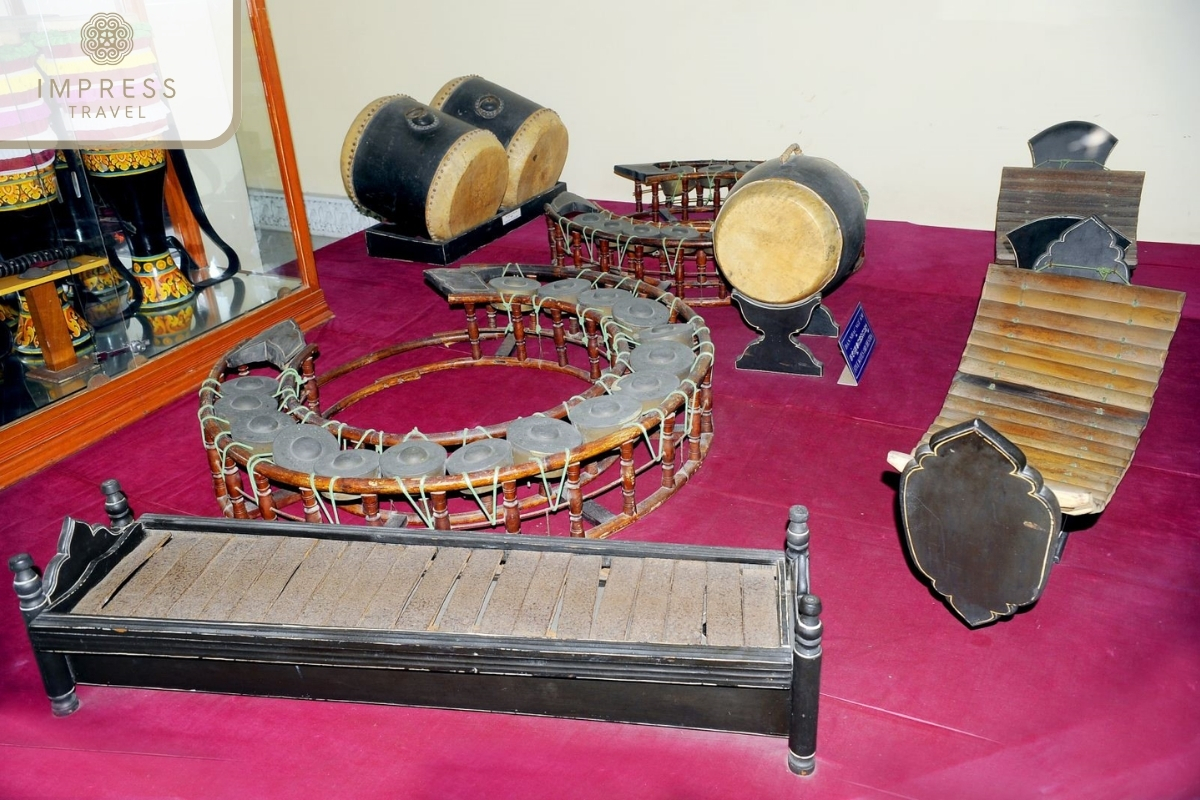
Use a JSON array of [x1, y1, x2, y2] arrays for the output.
[[431, 76, 568, 208], [341, 95, 508, 241], [712, 146, 867, 305]]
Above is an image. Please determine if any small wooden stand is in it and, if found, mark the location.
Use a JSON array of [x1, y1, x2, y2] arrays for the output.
[[0, 255, 108, 373], [731, 290, 838, 377]]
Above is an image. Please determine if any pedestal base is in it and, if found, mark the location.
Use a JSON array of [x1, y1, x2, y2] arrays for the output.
[[365, 183, 567, 265], [732, 291, 838, 377]]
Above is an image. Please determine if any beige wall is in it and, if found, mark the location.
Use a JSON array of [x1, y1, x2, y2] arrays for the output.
[[262, 0, 1200, 243]]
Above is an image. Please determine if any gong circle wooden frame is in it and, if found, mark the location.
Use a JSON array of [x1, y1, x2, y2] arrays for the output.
[[199, 267, 714, 539]]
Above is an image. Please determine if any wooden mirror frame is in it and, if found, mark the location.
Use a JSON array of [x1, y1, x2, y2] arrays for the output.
[[0, 0, 332, 490]]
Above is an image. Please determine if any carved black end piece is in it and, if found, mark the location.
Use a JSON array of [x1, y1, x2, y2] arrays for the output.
[[101, 479, 134, 529], [900, 419, 1063, 626], [732, 291, 837, 377], [10, 553, 79, 716], [789, 593, 823, 776]]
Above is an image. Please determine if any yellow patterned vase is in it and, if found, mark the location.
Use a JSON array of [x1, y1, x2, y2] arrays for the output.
[[81, 148, 195, 309], [15, 285, 94, 358]]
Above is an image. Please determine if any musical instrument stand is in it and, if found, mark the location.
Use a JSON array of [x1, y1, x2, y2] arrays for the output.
[[731, 290, 838, 377]]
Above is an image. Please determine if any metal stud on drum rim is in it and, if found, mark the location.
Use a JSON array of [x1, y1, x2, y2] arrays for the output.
[[568, 394, 644, 441], [614, 369, 682, 412], [445, 438, 514, 476], [230, 411, 296, 455], [629, 340, 695, 380], [272, 424, 341, 474], [612, 296, 671, 331], [380, 440, 448, 480]]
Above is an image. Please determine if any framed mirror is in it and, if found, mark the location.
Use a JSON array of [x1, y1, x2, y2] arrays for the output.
[[0, 0, 331, 489]]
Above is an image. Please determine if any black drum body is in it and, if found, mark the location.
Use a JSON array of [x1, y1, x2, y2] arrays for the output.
[[713, 147, 867, 304], [431, 76, 568, 208], [342, 95, 508, 241]]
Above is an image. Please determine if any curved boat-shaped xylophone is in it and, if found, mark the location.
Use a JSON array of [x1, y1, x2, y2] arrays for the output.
[[199, 265, 714, 539]]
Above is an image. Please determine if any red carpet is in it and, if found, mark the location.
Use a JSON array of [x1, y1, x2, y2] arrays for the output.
[[2, 213, 1198, 799]]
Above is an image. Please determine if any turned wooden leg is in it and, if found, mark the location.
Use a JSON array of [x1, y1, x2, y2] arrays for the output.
[[785, 506, 821, 776], [502, 480, 520, 533], [659, 415, 676, 489], [299, 486, 322, 523], [431, 492, 450, 531], [465, 303, 482, 360], [10, 555, 78, 716], [224, 456, 249, 519], [619, 440, 636, 517], [566, 462, 584, 537], [301, 354, 321, 412], [100, 479, 134, 528], [363, 493, 381, 526]]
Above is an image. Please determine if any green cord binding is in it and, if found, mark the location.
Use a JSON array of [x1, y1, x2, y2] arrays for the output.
[[354, 428, 383, 452], [501, 262, 527, 278], [460, 425, 493, 446], [244, 453, 274, 503], [636, 408, 668, 462], [397, 475, 435, 528], [533, 447, 572, 512], [326, 476, 343, 525], [402, 427, 429, 441], [529, 293, 549, 337], [666, 379, 699, 437], [460, 467, 502, 526], [307, 473, 331, 524]]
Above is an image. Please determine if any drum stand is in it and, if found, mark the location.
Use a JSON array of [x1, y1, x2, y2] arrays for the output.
[[731, 290, 838, 377]]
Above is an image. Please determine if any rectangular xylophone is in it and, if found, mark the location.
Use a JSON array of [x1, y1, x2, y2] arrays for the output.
[[11, 499, 823, 775]]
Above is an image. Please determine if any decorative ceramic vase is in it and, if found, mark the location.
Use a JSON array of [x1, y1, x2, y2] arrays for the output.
[[14, 284, 93, 358], [81, 148, 195, 308]]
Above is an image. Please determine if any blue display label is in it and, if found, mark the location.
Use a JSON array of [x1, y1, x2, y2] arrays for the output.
[[837, 303, 876, 384]]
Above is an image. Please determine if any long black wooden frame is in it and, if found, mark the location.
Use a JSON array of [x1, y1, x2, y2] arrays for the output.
[[10, 500, 824, 776]]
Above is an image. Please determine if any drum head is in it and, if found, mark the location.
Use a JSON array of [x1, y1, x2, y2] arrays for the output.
[[713, 178, 842, 304], [506, 107, 569, 207]]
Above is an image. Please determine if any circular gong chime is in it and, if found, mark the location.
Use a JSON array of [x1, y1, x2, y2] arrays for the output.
[[341, 95, 509, 241], [199, 265, 715, 539]]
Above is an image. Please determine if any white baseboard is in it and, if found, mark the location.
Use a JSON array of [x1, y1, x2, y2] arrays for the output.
[[248, 190, 375, 240]]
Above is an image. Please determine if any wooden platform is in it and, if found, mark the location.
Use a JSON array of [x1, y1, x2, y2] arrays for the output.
[[12, 502, 823, 775]]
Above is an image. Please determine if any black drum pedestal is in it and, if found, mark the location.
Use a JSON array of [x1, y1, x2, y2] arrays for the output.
[[732, 290, 838, 377], [365, 183, 566, 265]]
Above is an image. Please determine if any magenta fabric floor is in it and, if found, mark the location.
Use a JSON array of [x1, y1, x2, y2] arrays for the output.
[[2, 214, 1198, 799]]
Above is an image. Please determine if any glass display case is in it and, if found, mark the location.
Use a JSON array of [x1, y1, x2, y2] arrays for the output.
[[0, 0, 331, 489]]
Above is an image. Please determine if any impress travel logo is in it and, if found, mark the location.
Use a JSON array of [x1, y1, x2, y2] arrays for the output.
[[0, 1, 238, 148], [80, 12, 136, 66]]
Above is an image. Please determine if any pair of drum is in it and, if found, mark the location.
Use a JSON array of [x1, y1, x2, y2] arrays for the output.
[[342, 76, 568, 241]]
